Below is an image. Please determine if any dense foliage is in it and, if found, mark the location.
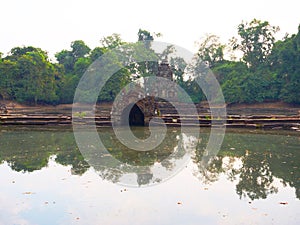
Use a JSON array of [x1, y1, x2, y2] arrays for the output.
[[0, 20, 299, 105], [199, 19, 300, 104]]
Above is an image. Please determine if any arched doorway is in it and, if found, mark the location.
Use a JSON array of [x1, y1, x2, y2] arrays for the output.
[[121, 103, 145, 126]]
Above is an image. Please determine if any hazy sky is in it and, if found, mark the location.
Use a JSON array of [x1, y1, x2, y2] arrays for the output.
[[1, 0, 299, 59]]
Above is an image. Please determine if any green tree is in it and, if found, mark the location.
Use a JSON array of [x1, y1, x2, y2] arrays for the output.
[[9, 46, 46, 58], [134, 30, 161, 79], [55, 40, 91, 74], [55, 40, 92, 103], [196, 34, 225, 68], [0, 59, 17, 100], [270, 25, 300, 103], [231, 19, 279, 68], [57, 74, 79, 103], [71, 40, 91, 60], [55, 49, 75, 74], [137, 29, 160, 49], [74, 57, 92, 77], [138, 29, 154, 42], [90, 47, 105, 61], [100, 34, 124, 50], [3, 47, 59, 104], [215, 60, 280, 103]]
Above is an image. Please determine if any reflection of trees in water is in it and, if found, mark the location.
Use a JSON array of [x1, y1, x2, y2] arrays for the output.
[[268, 143, 300, 199], [100, 127, 180, 167], [0, 127, 190, 186], [89, 127, 191, 186], [234, 151, 278, 200], [0, 128, 89, 175], [55, 147, 90, 175], [0, 130, 54, 172], [192, 133, 224, 184], [192, 131, 300, 200], [0, 128, 299, 198], [194, 156, 224, 184]]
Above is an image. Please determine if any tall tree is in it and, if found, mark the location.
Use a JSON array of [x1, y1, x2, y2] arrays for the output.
[[270, 25, 300, 103], [100, 34, 124, 49], [90, 47, 106, 61], [71, 40, 91, 60], [55, 49, 75, 74], [196, 34, 225, 68], [138, 29, 154, 42], [2, 47, 59, 104], [137, 29, 156, 49], [134, 29, 160, 78], [231, 19, 279, 68], [55, 40, 90, 74], [0, 59, 17, 100]]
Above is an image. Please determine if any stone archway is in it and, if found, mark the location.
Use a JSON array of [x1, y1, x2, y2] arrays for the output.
[[121, 103, 145, 126], [111, 60, 177, 127], [112, 89, 156, 126]]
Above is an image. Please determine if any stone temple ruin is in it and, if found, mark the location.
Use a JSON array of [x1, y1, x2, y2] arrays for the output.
[[112, 59, 178, 126], [155, 59, 177, 99]]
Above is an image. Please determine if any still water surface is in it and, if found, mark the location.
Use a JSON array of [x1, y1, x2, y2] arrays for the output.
[[0, 127, 299, 225]]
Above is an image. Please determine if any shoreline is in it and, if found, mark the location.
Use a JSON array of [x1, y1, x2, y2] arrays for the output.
[[1, 101, 300, 114], [0, 101, 299, 131]]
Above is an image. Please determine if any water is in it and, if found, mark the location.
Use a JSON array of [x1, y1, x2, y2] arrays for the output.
[[0, 126, 299, 225]]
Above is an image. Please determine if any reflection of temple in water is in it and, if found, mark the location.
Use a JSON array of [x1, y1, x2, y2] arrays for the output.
[[87, 127, 190, 187]]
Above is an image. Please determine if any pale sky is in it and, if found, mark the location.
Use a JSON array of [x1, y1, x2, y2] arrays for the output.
[[1, 0, 299, 59]]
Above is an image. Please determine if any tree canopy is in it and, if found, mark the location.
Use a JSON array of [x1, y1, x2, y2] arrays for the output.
[[0, 21, 299, 105]]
